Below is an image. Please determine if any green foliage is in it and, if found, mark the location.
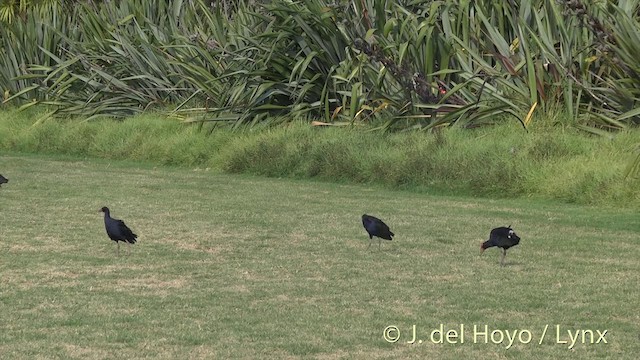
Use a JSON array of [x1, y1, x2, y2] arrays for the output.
[[1, 0, 640, 132], [0, 2, 73, 103], [2, 108, 640, 206], [0, 0, 60, 24]]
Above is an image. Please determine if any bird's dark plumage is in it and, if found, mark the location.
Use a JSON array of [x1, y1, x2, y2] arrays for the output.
[[99, 206, 138, 256], [362, 214, 394, 249], [481, 225, 520, 266], [0, 174, 8, 187]]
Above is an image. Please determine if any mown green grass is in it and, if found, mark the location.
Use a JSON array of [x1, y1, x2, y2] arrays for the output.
[[1, 154, 638, 359]]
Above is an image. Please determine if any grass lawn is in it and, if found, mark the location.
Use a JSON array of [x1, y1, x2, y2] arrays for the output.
[[0, 154, 638, 359]]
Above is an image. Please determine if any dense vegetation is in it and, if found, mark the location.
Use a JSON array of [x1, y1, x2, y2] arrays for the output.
[[1, 0, 640, 133], [2, 109, 640, 206], [2, 0, 640, 199]]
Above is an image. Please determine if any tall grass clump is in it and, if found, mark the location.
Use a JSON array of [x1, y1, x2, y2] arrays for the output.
[[2, 110, 640, 206], [219, 127, 311, 177], [0, 108, 232, 165]]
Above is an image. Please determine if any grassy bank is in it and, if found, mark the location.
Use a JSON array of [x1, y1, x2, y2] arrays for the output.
[[0, 154, 638, 358], [1, 108, 640, 206]]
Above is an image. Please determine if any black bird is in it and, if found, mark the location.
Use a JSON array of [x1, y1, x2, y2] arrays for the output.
[[480, 225, 521, 266], [362, 214, 394, 250], [0, 174, 8, 187], [99, 206, 138, 256]]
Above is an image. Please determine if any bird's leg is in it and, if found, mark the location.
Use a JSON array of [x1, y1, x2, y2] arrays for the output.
[[367, 241, 372, 250], [378, 238, 381, 250], [501, 249, 506, 266], [127, 243, 131, 256], [116, 242, 120, 257]]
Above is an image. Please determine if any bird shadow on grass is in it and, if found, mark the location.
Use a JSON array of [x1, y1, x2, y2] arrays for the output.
[[360, 244, 403, 255], [481, 260, 524, 267]]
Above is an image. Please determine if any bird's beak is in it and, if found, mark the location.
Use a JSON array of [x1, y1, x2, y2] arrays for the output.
[[480, 246, 485, 255]]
